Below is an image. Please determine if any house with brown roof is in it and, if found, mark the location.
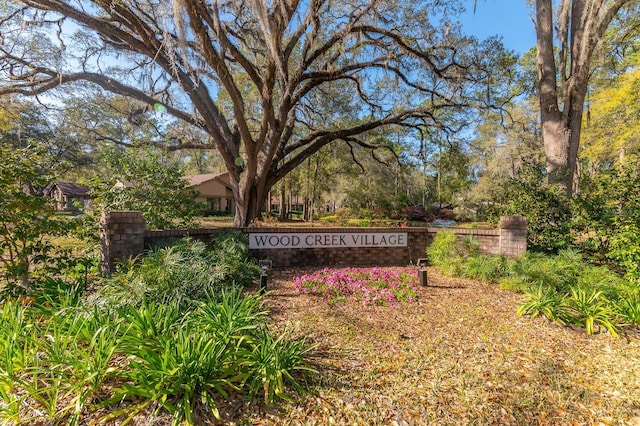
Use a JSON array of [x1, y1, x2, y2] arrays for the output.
[[45, 181, 92, 212], [184, 172, 235, 215]]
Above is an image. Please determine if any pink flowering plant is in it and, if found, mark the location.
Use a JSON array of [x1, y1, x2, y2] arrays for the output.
[[294, 267, 420, 306]]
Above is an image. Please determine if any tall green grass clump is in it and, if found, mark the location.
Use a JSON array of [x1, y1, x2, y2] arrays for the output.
[[460, 254, 506, 282], [91, 233, 260, 309], [106, 290, 315, 424]]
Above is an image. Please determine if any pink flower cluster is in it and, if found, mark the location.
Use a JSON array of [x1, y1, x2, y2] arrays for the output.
[[294, 267, 420, 307]]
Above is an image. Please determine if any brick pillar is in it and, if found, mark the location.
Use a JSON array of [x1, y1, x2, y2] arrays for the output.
[[100, 211, 145, 276], [499, 216, 527, 258]]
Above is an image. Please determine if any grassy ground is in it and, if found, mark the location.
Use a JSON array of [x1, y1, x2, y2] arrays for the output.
[[231, 267, 640, 425]]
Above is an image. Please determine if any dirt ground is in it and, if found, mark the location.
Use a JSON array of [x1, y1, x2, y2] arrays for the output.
[[125, 266, 640, 425], [238, 267, 640, 426]]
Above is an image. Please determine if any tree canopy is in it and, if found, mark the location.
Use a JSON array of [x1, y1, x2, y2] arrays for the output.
[[0, 0, 516, 225], [581, 59, 640, 168]]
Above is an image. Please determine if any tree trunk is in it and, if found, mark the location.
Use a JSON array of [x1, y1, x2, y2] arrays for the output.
[[279, 179, 286, 222], [541, 110, 584, 193], [536, 0, 630, 195], [232, 172, 270, 227]]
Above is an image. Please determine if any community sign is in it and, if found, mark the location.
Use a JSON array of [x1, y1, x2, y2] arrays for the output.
[[249, 232, 408, 249]]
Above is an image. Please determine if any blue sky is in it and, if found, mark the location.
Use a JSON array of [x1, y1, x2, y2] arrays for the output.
[[460, 0, 536, 54]]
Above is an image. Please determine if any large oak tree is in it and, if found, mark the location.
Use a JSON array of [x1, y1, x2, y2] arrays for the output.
[[534, 0, 639, 192], [0, 0, 514, 226]]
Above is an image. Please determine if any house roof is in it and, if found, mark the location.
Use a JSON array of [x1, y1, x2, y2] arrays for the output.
[[50, 181, 90, 197], [184, 172, 230, 188]]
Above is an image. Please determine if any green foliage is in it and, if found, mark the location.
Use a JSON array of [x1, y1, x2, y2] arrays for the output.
[[460, 254, 506, 282], [564, 287, 619, 337], [508, 253, 629, 337], [500, 165, 573, 253], [110, 307, 237, 425], [427, 237, 635, 337], [426, 230, 464, 276], [516, 285, 568, 324], [427, 231, 496, 279], [87, 146, 203, 231], [615, 295, 640, 326], [0, 270, 314, 424], [575, 164, 640, 282], [208, 231, 261, 288], [0, 299, 122, 425], [241, 323, 317, 405], [0, 145, 80, 290], [91, 235, 260, 310]]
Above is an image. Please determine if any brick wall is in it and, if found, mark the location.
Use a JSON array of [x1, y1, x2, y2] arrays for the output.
[[499, 216, 528, 257], [243, 227, 504, 268], [99, 212, 527, 273], [99, 211, 146, 276]]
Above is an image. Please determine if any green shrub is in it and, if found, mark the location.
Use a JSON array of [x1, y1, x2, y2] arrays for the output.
[[572, 164, 640, 282], [615, 295, 640, 327], [209, 231, 262, 288], [499, 165, 574, 253], [0, 146, 85, 291], [460, 255, 506, 282], [517, 285, 568, 324], [426, 230, 464, 276], [105, 289, 314, 424], [564, 287, 619, 337], [91, 234, 260, 310], [109, 312, 238, 424], [241, 323, 317, 404], [503, 251, 579, 292], [87, 145, 203, 230], [498, 276, 530, 293]]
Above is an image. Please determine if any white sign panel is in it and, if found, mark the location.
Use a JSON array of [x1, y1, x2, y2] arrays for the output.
[[249, 232, 408, 249]]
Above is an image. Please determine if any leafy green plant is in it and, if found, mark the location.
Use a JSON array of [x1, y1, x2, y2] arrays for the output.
[[209, 231, 262, 288], [517, 285, 568, 324], [574, 164, 640, 281], [0, 298, 37, 423], [461, 235, 481, 256], [107, 324, 236, 425], [0, 260, 314, 425], [426, 230, 464, 276], [499, 164, 574, 253], [241, 324, 317, 404], [118, 300, 184, 348], [28, 276, 87, 310], [615, 295, 640, 327], [194, 288, 267, 350], [0, 145, 78, 290], [460, 255, 506, 282], [91, 236, 260, 310], [86, 145, 203, 231], [106, 289, 315, 425], [504, 252, 577, 292], [565, 287, 619, 337]]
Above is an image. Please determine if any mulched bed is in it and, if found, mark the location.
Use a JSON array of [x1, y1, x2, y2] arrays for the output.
[[240, 267, 640, 425], [126, 267, 640, 425]]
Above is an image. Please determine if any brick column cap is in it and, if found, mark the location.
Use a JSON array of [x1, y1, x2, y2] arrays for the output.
[[499, 215, 527, 230]]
